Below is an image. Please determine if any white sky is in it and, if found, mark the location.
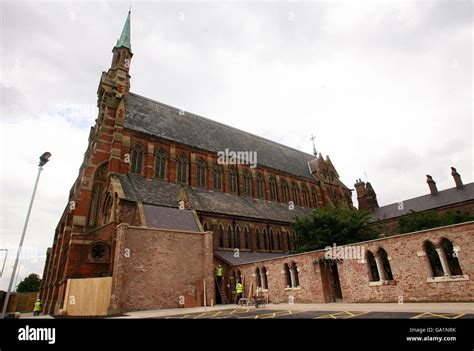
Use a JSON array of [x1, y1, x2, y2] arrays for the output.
[[0, 0, 472, 290]]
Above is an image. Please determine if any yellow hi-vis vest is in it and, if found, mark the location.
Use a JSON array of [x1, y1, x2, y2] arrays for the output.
[[33, 301, 41, 312], [236, 283, 243, 293], [216, 267, 223, 277]]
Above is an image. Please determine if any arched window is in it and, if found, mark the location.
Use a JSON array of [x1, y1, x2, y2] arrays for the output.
[[284, 263, 291, 288], [214, 164, 223, 191], [256, 228, 261, 250], [276, 230, 281, 251], [155, 148, 166, 179], [130, 143, 144, 174], [255, 267, 261, 289], [101, 193, 113, 225], [256, 174, 265, 199], [367, 250, 379, 282], [227, 224, 234, 248], [291, 182, 299, 204], [291, 262, 300, 287], [243, 171, 252, 196], [228, 167, 238, 193], [234, 225, 241, 249], [269, 176, 277, 201], [176, 154, 187, 183], [269, 229, 274, 251], [244, 226, 250, 249], [196, 159, 206, 187], [263, 228, 269, 250], [88, 162, 107, 227], [218, 224, 224, 248], [441, 238, 463, 275], [202, 222, 209, 232], [261, 267, 268, 290], [280, 181, 289, 203], [424, 240, 444, 277], [378, 248, 393, 280], [286, 230, 292, 251], [302, 186, 309, 207], [311, 187, 318, 208]]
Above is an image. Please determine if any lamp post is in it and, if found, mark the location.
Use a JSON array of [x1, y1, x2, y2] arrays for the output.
[[1, 152, 51, 318], [0, 249, 7, 278]]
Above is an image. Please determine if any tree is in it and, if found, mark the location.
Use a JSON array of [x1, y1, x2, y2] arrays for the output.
[[399, 210, 474, 234], [291, 206, 380, 253], [16, 273, 41, 292]]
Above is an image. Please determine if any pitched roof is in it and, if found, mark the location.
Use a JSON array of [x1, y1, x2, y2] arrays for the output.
[[124, 93, 316, 179], [118, 174, 313, 222], [142, 204, 200, 231], [214, 250, 289, 266], [370, 182, 474, 222]]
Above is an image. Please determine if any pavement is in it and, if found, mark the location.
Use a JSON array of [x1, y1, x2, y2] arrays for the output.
[[111, 302, 474, 319], [14, 302, 474, 319]]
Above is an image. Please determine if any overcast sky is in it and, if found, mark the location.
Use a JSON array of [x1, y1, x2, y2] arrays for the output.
[[0, 0, 472, 290]]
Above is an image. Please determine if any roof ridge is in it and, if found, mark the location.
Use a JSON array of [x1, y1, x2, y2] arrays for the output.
[[377, 182, 474, 209], [127, 92, 315, 158]]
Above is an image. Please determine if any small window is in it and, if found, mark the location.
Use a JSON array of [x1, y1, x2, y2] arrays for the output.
[[291, 182, 299, 204], [367, 250, 379, 282], [424, 240, 444, 277], [256, 174, 265, 199], [243, 171, 252, 196], [281, 181, 289, 202], [214, 165, 223, 191], [234, 226, 241, 249], [176, 154, 187, 183], [269, 176, 277, 201], [378, 248, 393, 280], [130, 143, 144, 174], [441, 238, 463, 276], [228, 167, 238, 193], [155, 148, 166, 179], [227, 224, 234, 248], [302, 186, 309, 207], [218, 224, 224, 248], [196, 159, 206, 187], [244, 226, 250, 249], [256, 228, 261, 250]]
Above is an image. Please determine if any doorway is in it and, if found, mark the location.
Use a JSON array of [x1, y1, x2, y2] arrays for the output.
[[320, 259, 343, 302]]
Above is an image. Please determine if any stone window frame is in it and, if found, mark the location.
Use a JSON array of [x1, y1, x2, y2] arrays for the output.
[[88, 241, 110, 264], [154, 147, 167, 180], [176, 154, 187, 184], [423, 238, 468, 283], [367, 247, 396, 287], [130, 142, 144, 175], [196, 158, 207, 187]]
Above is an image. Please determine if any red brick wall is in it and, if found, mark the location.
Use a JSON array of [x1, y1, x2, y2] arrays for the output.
[[108, 225, 214, 313], [231, 221, 474, 304]]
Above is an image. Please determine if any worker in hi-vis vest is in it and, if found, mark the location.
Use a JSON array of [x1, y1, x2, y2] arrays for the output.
[[236, 281, 243, 305], [215, 265, 223, 287], [33, 299, 42, 317]]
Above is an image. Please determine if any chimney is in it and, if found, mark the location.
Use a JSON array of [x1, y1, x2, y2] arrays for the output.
[[451, 167, 464, 189], [426, 175, 438, 196], [354, 179, 366, 198]]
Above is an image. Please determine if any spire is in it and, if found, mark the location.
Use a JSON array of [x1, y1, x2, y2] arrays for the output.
[[115, 10, 131, 51]]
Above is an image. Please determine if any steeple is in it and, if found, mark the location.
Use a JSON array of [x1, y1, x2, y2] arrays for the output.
[[115, 10, 131, 51]]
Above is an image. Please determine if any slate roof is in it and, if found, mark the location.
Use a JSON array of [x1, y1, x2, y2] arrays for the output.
[[124, 93, 316, 179], [214, 250, 289, 266], [142, 204, 200, 231], [119, 174, 313, 223], [370, 183, 474, 222]]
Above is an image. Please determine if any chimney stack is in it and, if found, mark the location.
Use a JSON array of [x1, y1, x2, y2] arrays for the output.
[[354, 179, 366, 198], [451, 167, 464, 189], [426, 175, 438, 196]]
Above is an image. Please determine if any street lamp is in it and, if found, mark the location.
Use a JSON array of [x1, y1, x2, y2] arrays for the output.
[[0, 152, 51, 318]]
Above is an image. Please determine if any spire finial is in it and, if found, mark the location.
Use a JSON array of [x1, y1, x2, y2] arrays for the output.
[[310, 134, 317, 156], [115, 9, 132, 51]]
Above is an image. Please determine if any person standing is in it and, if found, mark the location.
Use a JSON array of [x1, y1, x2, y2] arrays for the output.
[[33, 299, 42, 317], [215, 265, 223, 287], [236, 281, 243, 305]]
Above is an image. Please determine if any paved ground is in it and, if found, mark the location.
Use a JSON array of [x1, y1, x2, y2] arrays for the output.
[[16, 302, 474, 319], [155, 308, 473, 319]]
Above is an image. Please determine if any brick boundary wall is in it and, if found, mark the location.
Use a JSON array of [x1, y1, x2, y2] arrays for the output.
[[108, 224, 214, 314], [230, 221, 474, 304]]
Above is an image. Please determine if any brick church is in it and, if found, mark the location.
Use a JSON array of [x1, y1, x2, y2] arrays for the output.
[[39, 12, 473, 315]]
